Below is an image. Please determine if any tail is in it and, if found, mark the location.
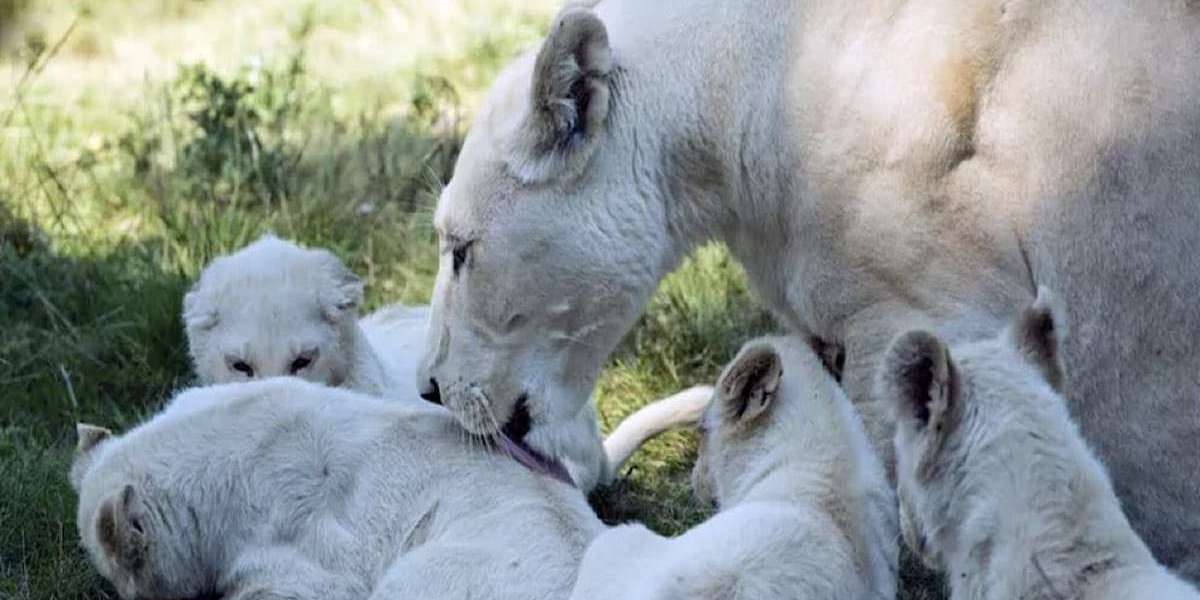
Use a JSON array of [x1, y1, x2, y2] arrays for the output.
[[602, 385, 713, 481]]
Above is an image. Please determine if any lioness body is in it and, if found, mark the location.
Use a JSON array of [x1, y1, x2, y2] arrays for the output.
[[571, 337, 897, 600], [421, 0, 1200, 572], [71, 379, 602, 599]]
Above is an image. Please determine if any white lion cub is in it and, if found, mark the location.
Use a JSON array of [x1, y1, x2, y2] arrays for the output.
[[183, 235, 427, 399], [70, 378, 604, 600], [570, 336, 898, 600], [879, 287, 1200, 600]]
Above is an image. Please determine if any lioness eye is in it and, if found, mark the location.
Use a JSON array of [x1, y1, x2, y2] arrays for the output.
[[289, 355, 312, 374], [231, 361, 254, 377], [452, 241, 474, 275]]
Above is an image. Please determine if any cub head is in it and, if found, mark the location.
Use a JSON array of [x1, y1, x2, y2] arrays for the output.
[[70, 422, 212, 599], [184, 235, 362, 387], [691, 336, 853, 509], [878, 287, 1070, 569], [417, 7, 680, 447]]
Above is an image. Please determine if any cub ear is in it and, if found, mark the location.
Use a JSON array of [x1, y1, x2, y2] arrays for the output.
[[181, 285, 218, 332], [317, 251, 363, 323], [1010, 286, 1068, 392], [96, 484, 149, 570], [70, 423, 112, 491], [717, 344, 784, 425], [809, 336, 845, 383], [879, 330, 956, 431], [77, 423, 112, 454], [508, 8, 612, 183]]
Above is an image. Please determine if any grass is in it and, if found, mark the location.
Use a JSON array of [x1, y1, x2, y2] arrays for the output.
[[0, 2, 944, 599]]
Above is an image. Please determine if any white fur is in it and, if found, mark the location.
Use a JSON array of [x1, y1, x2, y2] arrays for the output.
[[70, 378, 603, 600], [185, 235, 427, 401], [571, 336, 897, 600], [879, 289, 1200, 600], [419, 0, 1200, 572], [602, 384, 712, 478]]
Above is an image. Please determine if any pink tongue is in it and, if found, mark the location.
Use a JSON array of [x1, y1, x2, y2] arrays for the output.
[[497, 433, 575, 487]]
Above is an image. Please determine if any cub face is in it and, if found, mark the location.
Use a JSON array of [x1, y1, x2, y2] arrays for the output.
[[184, 235, 362, 387], [877, 287, 1069, 569]]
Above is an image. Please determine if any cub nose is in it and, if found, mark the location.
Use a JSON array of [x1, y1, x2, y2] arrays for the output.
[[419, 377, 442, 405]]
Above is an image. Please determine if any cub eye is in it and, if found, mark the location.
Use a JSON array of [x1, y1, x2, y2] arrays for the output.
[[452, 240, 475, 276], [231, 361, 254, 377], [289, 355, 313, 374]]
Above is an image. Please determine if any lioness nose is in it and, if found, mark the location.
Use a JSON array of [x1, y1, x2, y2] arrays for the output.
[[419, 378, 442, 405]]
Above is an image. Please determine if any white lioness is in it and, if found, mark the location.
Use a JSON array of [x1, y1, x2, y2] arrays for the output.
[[571, 336, 897, 600], [418, 0, 1200, 573], [878, 288, 1200, 600], [69, 378, 606, 600], [184, 235, 428, 399]]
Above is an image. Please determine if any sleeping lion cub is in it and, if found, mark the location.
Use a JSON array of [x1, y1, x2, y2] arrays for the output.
[[879, 288, 1199, 600], [570, 336, 898, 600], [70, 378, 604, 600]]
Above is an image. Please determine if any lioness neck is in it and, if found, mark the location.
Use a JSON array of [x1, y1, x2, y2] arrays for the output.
[[601, 0, 1033, 462], [604, 0, 1032, 327]]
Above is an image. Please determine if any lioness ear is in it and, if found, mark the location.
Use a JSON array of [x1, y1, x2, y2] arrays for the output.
[[508, 8, 612, 182], [317, 251, 363, 323], [718, 344, 783, 425], [96, 484, 149, 570], [880, 330, 957, 431], [1011, 286, 1068, 392], [70, 423, 112, 491]]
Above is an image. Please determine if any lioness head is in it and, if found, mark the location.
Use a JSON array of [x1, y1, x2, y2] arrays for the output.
[[878, 287, 1071, 570], [691, 336, 856, 508], [184, 235, 362, 387], [419, 7, 685, 475], [70, 423, 211, 599]]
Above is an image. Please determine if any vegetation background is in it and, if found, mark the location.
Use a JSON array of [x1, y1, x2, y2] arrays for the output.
[[0, 1, 940, 598]]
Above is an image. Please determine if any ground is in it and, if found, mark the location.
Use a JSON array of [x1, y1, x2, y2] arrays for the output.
[[0, 2, 941, 598]]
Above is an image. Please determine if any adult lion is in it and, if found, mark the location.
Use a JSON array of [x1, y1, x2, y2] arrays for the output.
[[417, 0, 1200, 576]]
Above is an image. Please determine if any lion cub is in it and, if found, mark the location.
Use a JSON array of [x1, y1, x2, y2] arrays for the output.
[[70, 379, 603, 600], [570, 336, 898, 600], [183, 235, 427, 400], [879, 287, 1199, 600]]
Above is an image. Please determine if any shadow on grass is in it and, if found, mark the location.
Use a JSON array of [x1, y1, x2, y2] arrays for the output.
[[0, 225, 196, 599], [590, 428, 710, 535]]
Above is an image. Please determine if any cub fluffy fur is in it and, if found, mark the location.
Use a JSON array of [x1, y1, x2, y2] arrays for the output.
[[183, 235, 427, 399], [70, 378, 604, 600], [570, 336, 897, 600], [879, 288, 1200, 600]]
